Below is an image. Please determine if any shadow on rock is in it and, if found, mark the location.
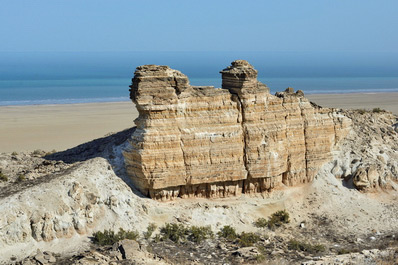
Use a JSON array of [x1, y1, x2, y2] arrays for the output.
[[45, 127, 146, 198], [45, 127, 135, 163], [342, 175, 356, 190]]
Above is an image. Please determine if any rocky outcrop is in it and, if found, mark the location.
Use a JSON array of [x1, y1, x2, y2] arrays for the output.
[[0, 155, 150, 263], [329, 110, 398, 191], [123, 60, 351, 200]]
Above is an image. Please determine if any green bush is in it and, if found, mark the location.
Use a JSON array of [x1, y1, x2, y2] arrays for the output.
[[355, 109, 367, 115], [254, 218, 268, 228], [188, 225, 213, 243], [288, 239, 325, 254], [158, 223, 215, 243], [217, 225, 238, 241], [144, 223, 157, 239], [159, 223, 188, 243], [372, 107, 384, 113], [92, 228, 139, 246], [239, 232, 260, 247], [254, 210, 290, 230], [153, 234, 161, 243], [337, 248, 357, 255], [92, 230, 119, 246], [255, 254, 266, 262], [11, 151, 18, 156], [0, 172, 8, 182], [117, 228, 139, 241], [267, 210, 290, 229], [32, 149, 43, 155], [17, 174, 25, 182]]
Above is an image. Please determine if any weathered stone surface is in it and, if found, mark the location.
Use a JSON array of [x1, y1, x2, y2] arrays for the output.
[[119, 239, 140, 259], [34, 249, 48, 264], [233, 246, 261, 259], [329, 109, 398, 191], [124, 60, 351, 200]]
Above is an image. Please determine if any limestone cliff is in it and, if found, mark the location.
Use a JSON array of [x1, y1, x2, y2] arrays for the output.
[[123, 60, 351, 200]]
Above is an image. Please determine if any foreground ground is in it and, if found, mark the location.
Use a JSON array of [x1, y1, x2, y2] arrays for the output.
[[1, 147, 398, 264]]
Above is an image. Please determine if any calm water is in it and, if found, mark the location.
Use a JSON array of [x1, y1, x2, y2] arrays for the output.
[[1, 51, 398, 106]]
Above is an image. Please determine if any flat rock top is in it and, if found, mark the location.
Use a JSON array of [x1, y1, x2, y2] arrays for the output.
[[134, 65, 187, 78], [231, 60, 253, 67], [184, 86, 229, 97], [220, 59, 258, 77]]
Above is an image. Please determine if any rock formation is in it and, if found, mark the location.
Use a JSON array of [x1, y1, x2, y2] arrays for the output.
[[329, 110, 398, 191], [123, 60, 351, 200]]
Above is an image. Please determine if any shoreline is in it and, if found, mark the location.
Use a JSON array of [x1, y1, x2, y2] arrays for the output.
[[1, 92, 397, 153], [2, 90, 398, 107], [0, 99, 131, 108]]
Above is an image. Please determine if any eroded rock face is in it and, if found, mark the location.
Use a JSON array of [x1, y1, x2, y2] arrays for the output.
[[330, 110, 398, 191], [123, 60, 351, 200]]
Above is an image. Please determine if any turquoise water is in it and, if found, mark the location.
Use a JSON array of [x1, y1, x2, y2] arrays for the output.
[[1, 52, 398, 106]]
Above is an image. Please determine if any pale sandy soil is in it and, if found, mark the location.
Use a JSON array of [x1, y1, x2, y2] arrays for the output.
[[307, 92, 398, 114], [0, 102, 138, 153], [0, 92, 397, 153]]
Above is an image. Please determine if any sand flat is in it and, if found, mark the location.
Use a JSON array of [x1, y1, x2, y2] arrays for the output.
[[307, 92, 398, 114], [0, 102, 138, 153], [1, 93, 397, 153]]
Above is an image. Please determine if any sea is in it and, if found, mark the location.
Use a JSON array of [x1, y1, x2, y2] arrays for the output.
[[1, 51, 398, 106]]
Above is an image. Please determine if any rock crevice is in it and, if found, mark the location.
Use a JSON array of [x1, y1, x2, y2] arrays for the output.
[[123, 60, 351, 200]]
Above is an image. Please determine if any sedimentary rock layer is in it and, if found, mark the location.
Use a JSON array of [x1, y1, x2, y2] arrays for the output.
[[123, 60, 351, 200]]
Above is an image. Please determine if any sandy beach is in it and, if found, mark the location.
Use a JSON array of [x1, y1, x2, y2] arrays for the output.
[[1, 92, 397, 153], [307, 92, 398, 114], [0, 102, 138, 153]]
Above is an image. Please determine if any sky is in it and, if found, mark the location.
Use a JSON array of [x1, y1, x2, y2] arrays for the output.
[[1, 0, 397, 53]]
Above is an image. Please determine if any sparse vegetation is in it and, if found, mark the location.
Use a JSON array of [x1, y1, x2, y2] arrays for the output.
[[32, 149, 43, 156], [254, 217, 268, 228], [144, 223, 157, 239], [337, 248, 358, 255], [217, 226, 259, 247], [159, 223, 188, 243], [238, 232, 260, 247], [372, 107, 384, 113], [153, 234, 161, 243], [92, 228, 139, 246], [288, 239, 325, 254], [17, 174, 25, 182], [0, 172, 8, 182], [267, 210, 290, 229], [255, 254, 266, 262], [217, 225, 238, 241], [188, 225, 213, 243], [355, 107, 385, 115], [254, 210, 290, 230], [11, 151, 18, 156], [159, 223, 214, 243]]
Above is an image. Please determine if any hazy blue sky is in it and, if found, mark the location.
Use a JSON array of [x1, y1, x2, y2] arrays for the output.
[[1, 0, 397, 52]]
